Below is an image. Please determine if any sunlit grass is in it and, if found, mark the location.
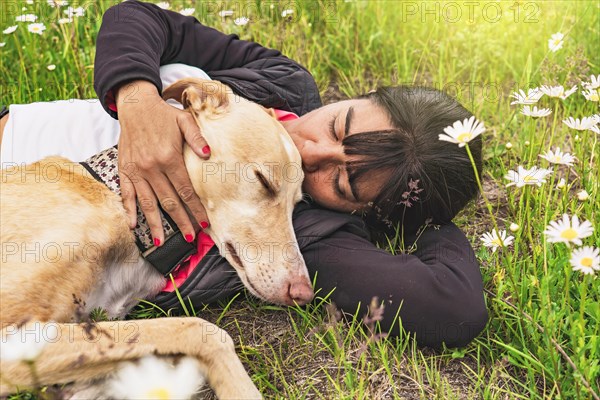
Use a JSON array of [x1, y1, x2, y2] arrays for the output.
[[2, 0, 598, 399]]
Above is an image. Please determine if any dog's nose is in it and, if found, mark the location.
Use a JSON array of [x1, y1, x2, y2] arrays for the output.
[[287, 278, 314, 305]]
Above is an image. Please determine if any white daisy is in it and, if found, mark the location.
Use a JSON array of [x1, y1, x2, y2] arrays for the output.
[[577, 190, 589, 201], [47, 64, 56, 71], [556, 178, 566, 189], [179, 8, 194, 16], [438, 116, 485, 147], [581, 74, 600, 90], [16, 14, 37, 22], [218, 10, 233, 17], [505, 142, 513, 149], [541, 85, 571, 99], [109, 355, 205, 399], [591, 114, 600, 124], [582, 89, 599, 102], [505, 165, 552, 187], [0, 42, 5, 47], [521, 105, 552, 118], [563, 116, 599, 132], [510, 88, 544, 105], [63, 6, 84, 17], [570, 246, 599, 275], [27, 22, 46, 35], [3, 25, 18, 34], [509, 223, 520, 232], [548, 32, 564, 52], [156, 2, 170, 9], [538, 147, 576, 166], [544, 214, 594, 247], [57, 17, 72, 24], [0, 322, 59, 362], [282, 9, 294, 17], [234, 17, 249, 26], [481, 229, 514, 253], [540, 85, 578, 100]]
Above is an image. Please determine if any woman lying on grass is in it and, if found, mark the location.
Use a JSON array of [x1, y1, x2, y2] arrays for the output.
[[0, 0, 487, 348]]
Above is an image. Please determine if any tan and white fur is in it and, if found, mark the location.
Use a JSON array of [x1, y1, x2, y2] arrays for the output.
[[0, 78, 313, 398]]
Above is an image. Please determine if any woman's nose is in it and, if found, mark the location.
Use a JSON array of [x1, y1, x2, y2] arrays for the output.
[[301, 141, 344, 172]]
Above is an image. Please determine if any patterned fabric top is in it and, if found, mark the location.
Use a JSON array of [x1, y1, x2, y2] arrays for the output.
[[80, 146, 177, 256]]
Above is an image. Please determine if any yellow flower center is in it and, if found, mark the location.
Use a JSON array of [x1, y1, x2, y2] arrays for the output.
[[553, 156, 562, 162], [591, 93, 599, 101], [492, 238, 503, 247], [580, 257, 593, 267], [552, 39, 560, 46], [456, 132, 471, 142], [580, 257, 592, 267], [147, 388, 171, 400], [523, 175, 536, 182], [560, 228, 578, 240]]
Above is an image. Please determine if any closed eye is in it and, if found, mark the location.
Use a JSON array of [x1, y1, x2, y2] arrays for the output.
[[333, 165, 357, 203], [328, 115, 338, 141], [255, 170, 277, 197]]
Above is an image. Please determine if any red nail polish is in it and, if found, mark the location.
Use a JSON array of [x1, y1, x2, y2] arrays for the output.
[[200, 221, 209, 229], [185, 234, 194, 243], [202, 145, 210, 154], [154, 238, 161, 247]]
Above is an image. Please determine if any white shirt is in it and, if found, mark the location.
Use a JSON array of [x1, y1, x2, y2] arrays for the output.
[[1, 64, 210, 166]]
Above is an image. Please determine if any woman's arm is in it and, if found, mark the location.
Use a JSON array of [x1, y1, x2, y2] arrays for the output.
[[296, 210, 488, 349], [94, 0, 321, 118], [93, 1, 321, 244], [152, 202, 487, 348]]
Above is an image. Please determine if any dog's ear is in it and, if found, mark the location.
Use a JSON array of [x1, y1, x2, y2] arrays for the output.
[[162, 78, 229, 115], [259, 106, 278, 119]]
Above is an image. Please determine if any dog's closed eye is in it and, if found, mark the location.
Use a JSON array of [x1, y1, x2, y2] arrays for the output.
[[255, 170, 277, 197]]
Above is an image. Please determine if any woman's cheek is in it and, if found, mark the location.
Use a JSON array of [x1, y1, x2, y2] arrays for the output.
[[302, 174, 327, 203]]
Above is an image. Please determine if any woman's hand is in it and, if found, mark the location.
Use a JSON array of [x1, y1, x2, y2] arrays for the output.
[[115, 80, 210, 246]]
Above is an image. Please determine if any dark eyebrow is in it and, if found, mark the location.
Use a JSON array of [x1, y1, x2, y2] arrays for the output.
[[343, 106, 359, 201], [344, 106, 354, 138]]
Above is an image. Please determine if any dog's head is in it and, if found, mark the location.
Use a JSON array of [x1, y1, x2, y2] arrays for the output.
[[162, 78, 313, 306]]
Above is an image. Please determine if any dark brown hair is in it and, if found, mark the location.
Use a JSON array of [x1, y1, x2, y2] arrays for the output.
[[342, 86, 483, 235]]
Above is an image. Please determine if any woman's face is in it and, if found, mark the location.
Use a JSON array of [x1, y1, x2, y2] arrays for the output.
[[280, 99, 394, 213]]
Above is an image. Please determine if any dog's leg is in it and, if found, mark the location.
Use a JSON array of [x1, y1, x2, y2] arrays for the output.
[[0, 318, 261, 400]]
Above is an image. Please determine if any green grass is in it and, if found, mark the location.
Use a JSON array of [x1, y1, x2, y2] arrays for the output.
[[2, 0, 599, 399]]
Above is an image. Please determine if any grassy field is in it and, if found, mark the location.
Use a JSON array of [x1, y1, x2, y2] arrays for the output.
[[1, 0, 599, 399]]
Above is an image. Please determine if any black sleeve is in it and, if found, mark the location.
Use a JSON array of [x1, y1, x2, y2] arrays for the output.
[[301, 221, 488, 349], [94, 0, 321, 119]]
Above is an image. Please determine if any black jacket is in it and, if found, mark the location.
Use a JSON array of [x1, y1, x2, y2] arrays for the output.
[[94, 0, 487, 348]]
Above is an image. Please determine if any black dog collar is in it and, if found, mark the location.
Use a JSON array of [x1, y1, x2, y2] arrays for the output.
[[79, 146, 197, 276]]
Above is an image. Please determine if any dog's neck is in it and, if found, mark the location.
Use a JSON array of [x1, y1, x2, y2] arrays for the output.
[[79, 146, 197, 276]]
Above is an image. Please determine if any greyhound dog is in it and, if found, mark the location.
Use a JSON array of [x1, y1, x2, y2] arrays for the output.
[[0, 78, 313, 398]]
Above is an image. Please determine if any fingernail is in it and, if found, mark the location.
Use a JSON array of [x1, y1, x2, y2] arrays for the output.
[[185, 234, 194, 243], [200, 221, 209, 229], [202, 145, 210, 155], [154, 238, 161, 247]]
